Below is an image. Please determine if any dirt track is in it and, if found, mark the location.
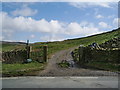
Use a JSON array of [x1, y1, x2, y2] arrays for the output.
[[39, 47, 118, 76]]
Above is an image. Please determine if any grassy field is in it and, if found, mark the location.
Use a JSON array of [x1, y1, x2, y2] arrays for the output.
[[2, 28, 120, 54], [2, 44, 26, 52], [1, 28, 120, 76]]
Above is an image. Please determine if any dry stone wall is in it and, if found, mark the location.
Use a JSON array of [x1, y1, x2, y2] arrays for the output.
[[1, 50, 27, 64], [72, 37, 120, 64], [99, 37, 120, 49], [85, 48, 119, 64]]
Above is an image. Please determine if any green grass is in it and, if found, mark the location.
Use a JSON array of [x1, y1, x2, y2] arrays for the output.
[[84, 62, 119, 72], [58, 63, 69, 68], [33, 28, 120, 58], [58, 61, 70, 68], [2, 44, 26, 52], [1, 61, 45, 77]]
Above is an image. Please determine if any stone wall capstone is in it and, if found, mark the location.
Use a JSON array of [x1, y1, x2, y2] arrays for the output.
[[99, 37, 120, 49]]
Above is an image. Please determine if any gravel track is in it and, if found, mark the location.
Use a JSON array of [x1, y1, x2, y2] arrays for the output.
[[39, 47, 118, 76]]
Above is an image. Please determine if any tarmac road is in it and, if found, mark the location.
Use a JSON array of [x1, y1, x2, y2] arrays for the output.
[[1, 76, 118, 88]]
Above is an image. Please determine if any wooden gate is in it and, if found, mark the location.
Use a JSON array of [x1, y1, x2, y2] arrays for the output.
[[30, 45, 47, 62], [25, 40, 47, 62]]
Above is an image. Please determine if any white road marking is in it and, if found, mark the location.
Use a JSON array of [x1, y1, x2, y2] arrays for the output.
[[1, 76, 99, 80]]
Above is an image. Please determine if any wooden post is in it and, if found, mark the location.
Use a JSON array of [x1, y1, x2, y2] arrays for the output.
[[79, 45, 85, 64], [27, 46, 30, 59], [85, 47, 91, 63], [43, 45, 47, 62]]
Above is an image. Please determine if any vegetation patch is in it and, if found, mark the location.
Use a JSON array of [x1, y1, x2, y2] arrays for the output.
[[84, 61, 119, 72], [58, 60, 70, 68], [2, 44, 26, 52], [1, 61, 45, 77]]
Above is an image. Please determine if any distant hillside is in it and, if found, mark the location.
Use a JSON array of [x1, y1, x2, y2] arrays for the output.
[[0, 41, 26, 45], [2, 28, 120, 53], [1, 41, 27, 52], [64, 28, 120, 45], [68, 28, 119, 45], [67, 28, 120, 41]]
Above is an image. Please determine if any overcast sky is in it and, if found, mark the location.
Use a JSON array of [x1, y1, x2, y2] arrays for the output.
[[1, 1, 119, 43]]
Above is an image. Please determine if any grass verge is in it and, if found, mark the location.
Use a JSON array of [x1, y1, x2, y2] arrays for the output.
[[84, 61, 119, 72], [1, 61, 45, 77]]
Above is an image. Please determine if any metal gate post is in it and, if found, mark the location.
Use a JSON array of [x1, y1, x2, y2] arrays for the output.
[[26, 40, 30, 59]]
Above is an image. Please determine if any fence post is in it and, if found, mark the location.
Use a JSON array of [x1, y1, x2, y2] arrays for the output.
[[27, 46, 30, 59], [79, 45, 85, 64], [43, 45, 47, 62]]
